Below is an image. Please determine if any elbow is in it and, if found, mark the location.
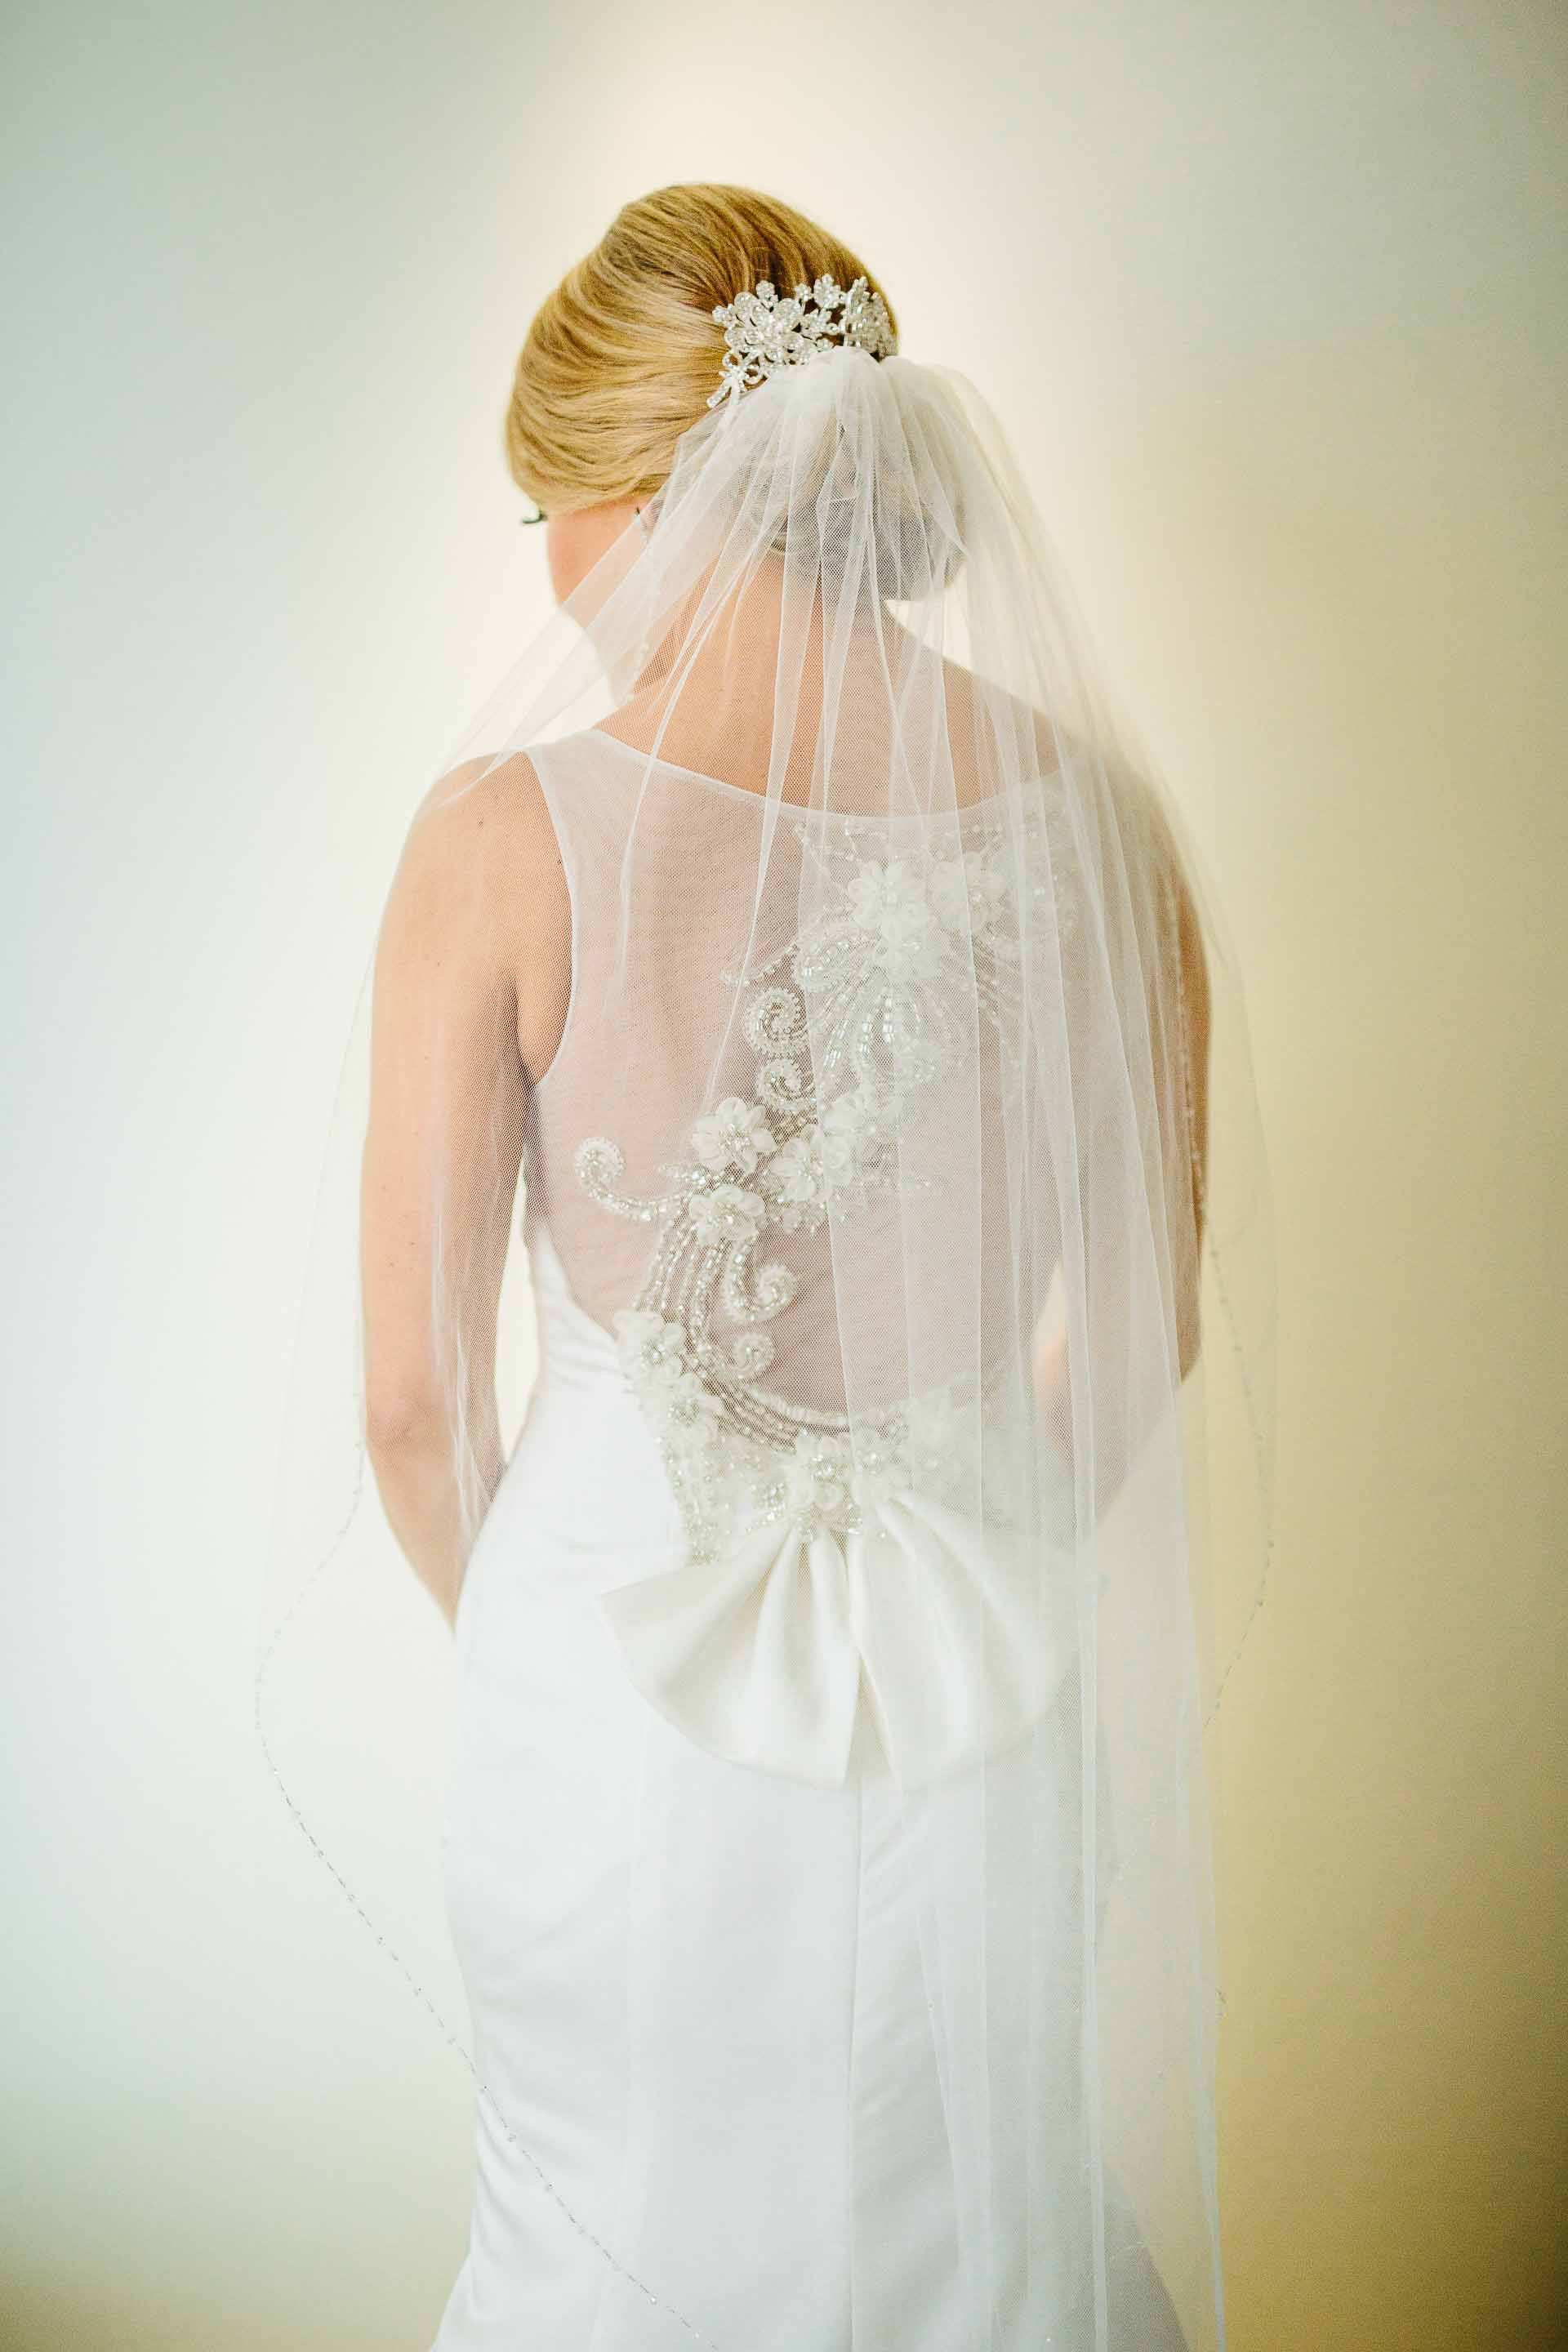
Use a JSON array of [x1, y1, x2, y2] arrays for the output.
[[365, 1381, 448, 1465]]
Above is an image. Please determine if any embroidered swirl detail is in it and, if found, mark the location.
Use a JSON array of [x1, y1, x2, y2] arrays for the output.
[[574, 791, 1075, 1574]]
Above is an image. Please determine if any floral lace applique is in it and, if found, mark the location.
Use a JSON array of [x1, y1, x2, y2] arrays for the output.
[[575, 790, 1072, 1566]]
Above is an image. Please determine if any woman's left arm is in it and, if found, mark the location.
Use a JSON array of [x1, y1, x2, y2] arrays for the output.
[[359, 762, 528, 1628]]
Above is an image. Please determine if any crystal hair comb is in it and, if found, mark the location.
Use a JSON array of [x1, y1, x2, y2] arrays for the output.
[[707, 273, 897, 409]]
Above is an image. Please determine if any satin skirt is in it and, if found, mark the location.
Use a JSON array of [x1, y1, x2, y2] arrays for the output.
[[432, 1223, 1189, 2350], [433, 1221, 976, 2351]]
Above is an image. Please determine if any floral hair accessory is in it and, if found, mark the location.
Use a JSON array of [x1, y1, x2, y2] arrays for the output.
[[707, 273, 896, 409]]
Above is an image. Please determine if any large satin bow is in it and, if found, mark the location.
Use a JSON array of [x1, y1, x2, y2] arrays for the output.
[[595, 1487, 1067, 1790]]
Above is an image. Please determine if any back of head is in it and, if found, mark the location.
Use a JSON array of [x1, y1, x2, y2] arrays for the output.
[[506, 182, 898, 513]]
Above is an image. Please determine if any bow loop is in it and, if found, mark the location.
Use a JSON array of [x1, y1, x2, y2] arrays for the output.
[[596, 1491, 1067, 1791]]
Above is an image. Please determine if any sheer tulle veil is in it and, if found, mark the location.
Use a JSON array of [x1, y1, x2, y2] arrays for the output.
[[258, 275, 1276, 2350]]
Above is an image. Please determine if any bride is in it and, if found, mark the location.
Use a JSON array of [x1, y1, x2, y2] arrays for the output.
[[263, 181, 1276, 2351]]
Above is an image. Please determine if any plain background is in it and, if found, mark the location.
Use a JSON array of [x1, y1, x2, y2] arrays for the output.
[[4, 2, 1564, 2346]]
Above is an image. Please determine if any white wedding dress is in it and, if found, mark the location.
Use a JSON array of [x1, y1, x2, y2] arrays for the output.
[[429, 733, 1191, 2352], [264, 341, 1272, 2352], [437, 1212, 973, 2349]]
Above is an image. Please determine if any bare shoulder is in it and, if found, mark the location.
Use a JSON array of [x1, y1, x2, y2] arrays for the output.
[[409, 747, 553, 858], [940, 657, 1196, 918], [933, 656, 1071, 791], [403, 747, 563, 897], [381, 749, 568, 965], [377, 750, 572, 1081]]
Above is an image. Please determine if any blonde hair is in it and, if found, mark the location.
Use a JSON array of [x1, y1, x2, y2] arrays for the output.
[[505, 183, 898, 513]]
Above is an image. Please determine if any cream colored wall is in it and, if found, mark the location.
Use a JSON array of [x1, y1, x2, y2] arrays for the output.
[[4, 2, 1562, 2347]]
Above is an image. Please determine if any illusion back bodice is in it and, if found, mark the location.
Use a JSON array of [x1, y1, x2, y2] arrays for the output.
[[520, 726, 1071, 1419], [522, 728, 855, 1400]]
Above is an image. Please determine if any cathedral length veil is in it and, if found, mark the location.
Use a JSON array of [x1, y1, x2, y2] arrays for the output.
[[258, 310, 1276, 2350]]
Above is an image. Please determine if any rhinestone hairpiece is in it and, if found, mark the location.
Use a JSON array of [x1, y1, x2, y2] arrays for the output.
[[707, 273, 897, 409]]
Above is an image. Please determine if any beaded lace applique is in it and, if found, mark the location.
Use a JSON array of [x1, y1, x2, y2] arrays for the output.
[[575, 790, 1074, 1568]]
